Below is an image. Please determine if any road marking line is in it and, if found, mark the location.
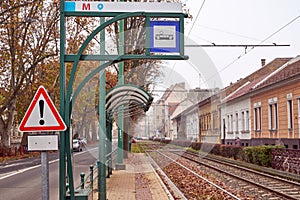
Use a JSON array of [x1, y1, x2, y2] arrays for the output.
[[0, 147, 98, 180], [0, 159, 61, 180]]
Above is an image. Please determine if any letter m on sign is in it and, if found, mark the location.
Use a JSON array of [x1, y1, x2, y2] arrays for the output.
[[82, 3, 90, 10]]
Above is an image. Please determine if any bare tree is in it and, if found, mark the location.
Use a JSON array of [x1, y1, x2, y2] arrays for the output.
[[0, 0, 60, 146]]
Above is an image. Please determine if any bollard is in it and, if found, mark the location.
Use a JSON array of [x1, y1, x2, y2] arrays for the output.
[[15, 147, 17, 156], [80, 172, 85, 189], [66, 176, 69, 192], [66, 183, 69, 193], [106, 159, 110, 178], [90, 165, 94, 200], [109, 157, 113, 175], [90, 165, 94, 189]]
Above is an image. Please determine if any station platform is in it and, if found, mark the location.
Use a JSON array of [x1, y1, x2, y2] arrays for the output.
[[102, 153, 171, 200]]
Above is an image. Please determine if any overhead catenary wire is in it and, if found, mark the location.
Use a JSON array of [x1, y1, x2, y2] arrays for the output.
[[186, 0, 206, 38], [203, 13, 300, 84], [163, 0, 206, 89], [194, 24, 270, 43]]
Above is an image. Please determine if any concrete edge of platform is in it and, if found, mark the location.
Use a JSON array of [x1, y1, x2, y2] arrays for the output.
[[146, 153, 187, 200], [115, 163, 126, 170], [149, 159, 174, 200]]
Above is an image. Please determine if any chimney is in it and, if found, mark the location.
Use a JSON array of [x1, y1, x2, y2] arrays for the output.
[[261, 58, 266, 67]]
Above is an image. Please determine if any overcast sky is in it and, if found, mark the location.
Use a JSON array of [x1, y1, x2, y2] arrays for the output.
[[164, 0, 300, 89]]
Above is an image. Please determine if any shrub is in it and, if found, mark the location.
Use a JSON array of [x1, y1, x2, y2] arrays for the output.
[[190, 142, 243, 160], [243, 146, 279, 167], [191, 142, 201, 150], [172, 140, 192, 148]]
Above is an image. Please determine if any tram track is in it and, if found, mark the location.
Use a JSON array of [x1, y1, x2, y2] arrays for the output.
[[175, 150, 300, 200], [140, 142, 300, 200], [141, 142, 245, 199]]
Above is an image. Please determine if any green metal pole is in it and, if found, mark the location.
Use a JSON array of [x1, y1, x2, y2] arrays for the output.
[[128, 124, 131, 152], [99, 70, 106, 200], [106, 116, 112, 177], [66, 128, 75, 199], [99, 14, 107, 200], [117, 8, 124, 165], [59, 0, 66, 199], [180, 15, 185, 56], [145, 16, 150, 56]]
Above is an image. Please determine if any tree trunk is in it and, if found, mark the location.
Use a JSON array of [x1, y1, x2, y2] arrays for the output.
[[91, 121, 98, 142], [0, 127, 10, 147], [0, 98, 17, 147], [85, 123, 91, 141]]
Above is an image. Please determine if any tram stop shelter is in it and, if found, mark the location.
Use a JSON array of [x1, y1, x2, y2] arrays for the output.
[[59, 1, 188, 199], [105, 84, 154, 170]]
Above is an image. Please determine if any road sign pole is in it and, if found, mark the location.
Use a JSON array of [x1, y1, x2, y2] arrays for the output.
[[41, 151, 49, 200], [27, 134, 58, 200]]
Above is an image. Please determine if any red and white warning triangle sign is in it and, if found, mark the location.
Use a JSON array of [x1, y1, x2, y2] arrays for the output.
[[19, 86, 66, 132]]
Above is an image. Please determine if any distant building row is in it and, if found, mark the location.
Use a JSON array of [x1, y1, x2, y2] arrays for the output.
[[150, 56, 300, 149]]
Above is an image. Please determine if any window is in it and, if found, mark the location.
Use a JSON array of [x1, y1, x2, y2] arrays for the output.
[[230, 114, 233, 132], [212, 111, 217, 129], [254, 106, 261, 131], [246, 110, 249, 131], [298, 98, 300, 121], [240, 110, 249, 133], [235, 113, 239, 133], [287, 99, 293, 129], [241, 111, 245, 131], [208, 114, 211, 130], [268, 104, 273, 130], [204, 115, 207, 131], [227, 115, 230, 132], [268, 102, 278, 130]]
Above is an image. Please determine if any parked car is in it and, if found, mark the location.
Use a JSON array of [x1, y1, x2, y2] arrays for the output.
[[131, 137, 137, 143], [73, 139, 84, 152], [78, 138, 87, 145]]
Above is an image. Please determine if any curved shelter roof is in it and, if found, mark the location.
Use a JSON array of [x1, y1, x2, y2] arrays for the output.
[[105, 84, 153, 116]]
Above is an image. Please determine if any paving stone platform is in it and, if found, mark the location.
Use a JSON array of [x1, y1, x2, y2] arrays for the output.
[[103, 153, 171, 200]]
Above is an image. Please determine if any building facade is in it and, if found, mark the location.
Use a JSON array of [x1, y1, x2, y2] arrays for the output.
[[250, 57, 300, 149], [220, 57, 292, 146]]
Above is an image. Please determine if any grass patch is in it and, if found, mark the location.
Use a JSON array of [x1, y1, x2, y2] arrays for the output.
[[130, 143, 144, 153], [0, 152, 40, 163]]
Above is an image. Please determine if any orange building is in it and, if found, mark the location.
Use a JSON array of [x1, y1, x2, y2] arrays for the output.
[[250, 56, 300, 149], [198, 93, 220, 143]]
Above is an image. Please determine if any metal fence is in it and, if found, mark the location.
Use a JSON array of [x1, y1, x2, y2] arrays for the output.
[[67, 149, 118, 200]]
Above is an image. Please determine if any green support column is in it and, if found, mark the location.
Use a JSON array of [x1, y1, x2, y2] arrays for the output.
[[99, 70, 106, 200], [106, 116, 112, 177], [117, 5, 125, 168], [98, 13, 107, 200], [128, 124, 131, 152], [59, 0, 66, 199], [145, 16, 150, 56]]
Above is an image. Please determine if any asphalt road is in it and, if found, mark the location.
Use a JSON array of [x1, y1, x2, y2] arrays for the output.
[[0, 146, 98, 200]]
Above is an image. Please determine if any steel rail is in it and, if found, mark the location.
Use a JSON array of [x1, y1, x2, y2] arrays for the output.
[[175, 151, 300, 200], [154, 149, 241, 200]]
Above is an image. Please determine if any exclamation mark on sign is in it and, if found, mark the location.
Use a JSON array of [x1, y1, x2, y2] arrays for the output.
[[39, 100, 45, 125]]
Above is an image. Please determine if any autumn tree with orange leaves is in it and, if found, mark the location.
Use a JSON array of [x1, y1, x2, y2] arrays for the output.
[[0, 0, 60, 147], [0, 0, 165, 147]]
